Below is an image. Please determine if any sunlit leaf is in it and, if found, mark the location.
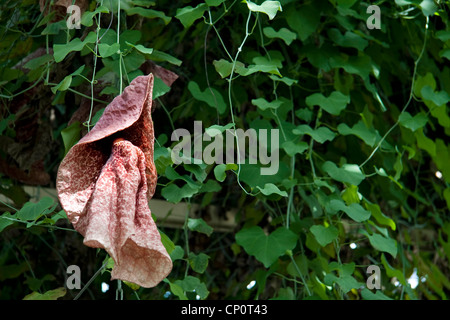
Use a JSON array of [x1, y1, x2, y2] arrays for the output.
[[322, 161, 365, 185], [245, 0, 282, 20], [306, 91, 350, 115], [236, 226, 297, 268], [310, 225, 339, 247]]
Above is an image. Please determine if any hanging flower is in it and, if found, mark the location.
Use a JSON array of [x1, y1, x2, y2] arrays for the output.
[[57, 74, 172, 288]]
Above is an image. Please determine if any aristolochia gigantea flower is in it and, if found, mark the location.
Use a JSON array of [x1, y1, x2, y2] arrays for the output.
[[57, 74, 172, 288]]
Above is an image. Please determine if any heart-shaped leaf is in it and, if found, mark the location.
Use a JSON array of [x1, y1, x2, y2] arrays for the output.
[[235, 226, 298, 267], [310, 225, 339, 247]]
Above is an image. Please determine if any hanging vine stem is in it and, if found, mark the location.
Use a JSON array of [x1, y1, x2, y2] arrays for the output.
[[117, 0, 123, 94], [359, 15, 429, 169], [227, 9, 259, 196], [85, 0, 103, 132], [74, 260, 108, 300]]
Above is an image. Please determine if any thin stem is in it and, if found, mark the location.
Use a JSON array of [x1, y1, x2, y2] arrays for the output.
[[228, 10, 258, 196], [86, 1, 103, 132], [183, 202, 191, 277], [117, 0, 123, 94], [288, 255, 312, 297], [360, 16, 429, 169], [74, 261, 108, 300]]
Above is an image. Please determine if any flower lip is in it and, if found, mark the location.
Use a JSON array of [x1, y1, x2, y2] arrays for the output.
[[56, 73, 172, 288]]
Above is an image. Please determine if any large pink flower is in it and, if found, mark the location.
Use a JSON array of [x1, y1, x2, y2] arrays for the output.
[[57, 74, 172, 288]]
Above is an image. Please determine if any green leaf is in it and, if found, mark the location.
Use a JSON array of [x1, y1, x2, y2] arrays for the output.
[[165, 167, 199, 189], [393, 151, 403, 181], [0, 213, 15, 232], [148, 50, 182, 66], [41, 20, 65, 35], [123, 280, 140, 291], [61, 121, 81, 156], [436, 30, 450, 42], [188, 81, 227, 114], [292, 125, 336, 144], [295, 108, 313, 122], [161, 183, 200, 203], [254, 55, 283, 69], [341, 185, 360, 205], [256, 183, 288, 197], [328, 28, 368, 51], [131, 44, 154, 55], [206, 0, 225, 6], [263, 27, 297, 45], [435, 140, 450, 183], [415, 128, 436, 157], [199, 180, 222, 193], [90, 108, 105, 127], [50, 210, 68, 224], [187, 218, 213, 236], [337, 121, 379, 147], [235, 226, 298, 268], [365, 202, 396, 231], [205, 123, 234, 137], [170, 246, 185, 261], [164, 279, 187, 300], [421, 86, 450, 107], [212, 59, 247, 78], [51, 75, 72, 94], [314, 179, 336, 193], [329, 199, 371, 222], [24, 274, 56, 292], [153, 76, 171, 99], [174, 276, 209, 299], [362, 231, 398, 258], [159, 230, 175, 255], [269, 75, 298, 86], [440, 48, 450, 60], [188, 252, 210, 274], [81, 6, 110, 27], [361, 288, 393, 300], [23, 287, 66, 300], [23, 54, 53, 70], [324, 262, 363, 293], [337, 0, 358, 9], [306, 91, 350, 116], [322, 161, 365, 185], [286, 3, 320, 41], [419, 0, 437, 16], [16, 197, 56, 222], [98, 43, 120, 57], [122, 50, 145, 72], [53, 32, 97, 62], [444, 188, 450, 210], [100, 86, 119, 96], [213, 163, 237, 182], [324, 272, 362, 293], [51, 65, 85, 94], [245, 64, 281, 77], [281, 140, 308, 157], [126, 7, 171, 24], [245, 0, 282, 20], [175, 3, 207, 28], [310, 225, 339, 247], [184, 163, 208, 183], [251, 98, 283, 111], [129, 0, 156, 6], [330, 54, 372, 79]]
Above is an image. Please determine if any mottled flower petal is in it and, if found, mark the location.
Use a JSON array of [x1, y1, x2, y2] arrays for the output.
[[57, 74, 172, 288]]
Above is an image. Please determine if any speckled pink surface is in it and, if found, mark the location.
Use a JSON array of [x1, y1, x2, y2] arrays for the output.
[[56, 74, 172, 288]]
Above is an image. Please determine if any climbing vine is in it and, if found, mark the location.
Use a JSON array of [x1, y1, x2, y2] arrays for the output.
[[1, 0, 450, 300]]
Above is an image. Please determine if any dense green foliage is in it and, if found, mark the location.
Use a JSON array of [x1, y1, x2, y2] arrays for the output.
[[1, 0, 450, 300]]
